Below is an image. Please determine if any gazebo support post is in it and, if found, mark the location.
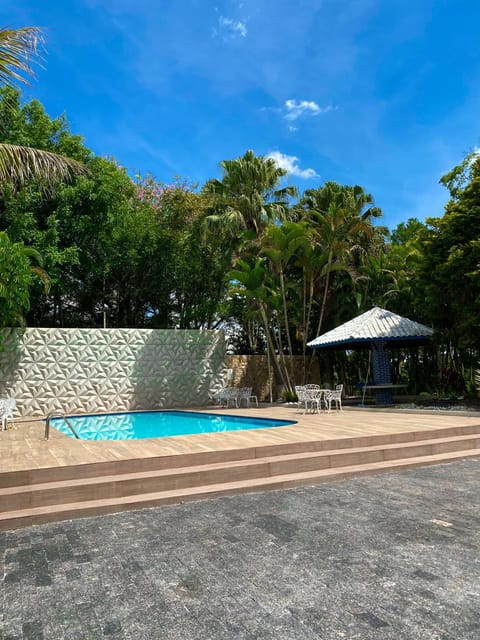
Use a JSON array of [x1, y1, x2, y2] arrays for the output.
[[372, 341, 393, 404]]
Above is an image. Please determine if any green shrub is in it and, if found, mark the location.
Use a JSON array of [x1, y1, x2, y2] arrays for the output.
[[281, 390, 298, 402]]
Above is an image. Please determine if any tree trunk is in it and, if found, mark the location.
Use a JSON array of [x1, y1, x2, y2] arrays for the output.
[[259, 303, 288, 392]]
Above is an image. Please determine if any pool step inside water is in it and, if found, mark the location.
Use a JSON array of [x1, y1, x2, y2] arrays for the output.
[[1, 423, 480, 530]]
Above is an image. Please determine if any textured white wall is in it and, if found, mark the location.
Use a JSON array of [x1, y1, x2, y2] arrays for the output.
[[0, 328, 226, 417]]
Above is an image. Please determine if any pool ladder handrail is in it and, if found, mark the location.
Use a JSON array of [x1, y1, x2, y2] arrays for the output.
[[45, 411, 80, 440]]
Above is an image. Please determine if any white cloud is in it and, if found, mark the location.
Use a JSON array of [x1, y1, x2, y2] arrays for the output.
[[284, 99, 335, 121], [267, 151, 319, 179], [217, 16, 247, 39]]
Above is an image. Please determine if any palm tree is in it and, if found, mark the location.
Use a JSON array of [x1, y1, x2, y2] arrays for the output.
[[299, 182, 383, 340], [0, 26, 85, 189], [294, 182, 385, 379], [204, 150, 297, 240], [229, 257, 293, 392], [260, 222, 307, 359]]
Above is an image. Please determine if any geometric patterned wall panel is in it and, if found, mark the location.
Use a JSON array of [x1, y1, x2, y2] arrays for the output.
[[0, 328, 227, 417]]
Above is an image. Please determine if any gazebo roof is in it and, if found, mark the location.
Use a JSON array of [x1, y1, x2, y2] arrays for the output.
[[307, 307, 433, 350]]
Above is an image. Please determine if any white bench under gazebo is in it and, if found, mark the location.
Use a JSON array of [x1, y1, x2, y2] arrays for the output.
[[307, 307, 433, 405]]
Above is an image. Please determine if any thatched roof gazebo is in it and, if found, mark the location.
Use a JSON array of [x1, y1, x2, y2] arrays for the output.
[[307, 307, 433, 404]]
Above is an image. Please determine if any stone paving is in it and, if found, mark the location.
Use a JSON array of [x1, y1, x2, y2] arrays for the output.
[[1, 459, 479, 639]]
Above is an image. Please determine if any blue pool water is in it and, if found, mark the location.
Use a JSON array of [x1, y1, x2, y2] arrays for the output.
[[50, 410, 297, 441]]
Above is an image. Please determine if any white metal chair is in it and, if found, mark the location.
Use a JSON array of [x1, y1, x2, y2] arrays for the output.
[[0, 397, 16, 430], [211, 389, 226, 405], [303, 385, 323, 414], [295, 385, 306, 412], [324, 387, 343, 412], [221, 387, 239, 408], [211, 388, 237, 407], [0, 399, 6, 430], [238, 387, 258, 407]]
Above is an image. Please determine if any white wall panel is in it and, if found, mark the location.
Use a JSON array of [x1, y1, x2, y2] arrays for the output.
[[0, 328, 226, 417]]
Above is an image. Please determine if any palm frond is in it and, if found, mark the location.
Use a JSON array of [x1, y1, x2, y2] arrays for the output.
[[0, 143, 87, 191], [273, 185, 298, 201], [0, 26, 44, 87]]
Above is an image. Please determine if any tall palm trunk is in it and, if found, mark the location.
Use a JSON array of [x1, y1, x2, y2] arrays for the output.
[[315, 249, 333, 339], [309, 250, 333, 377], [278, 268, 296, 388], [302, 269, 315, 383], [258, 302, 290, 393]]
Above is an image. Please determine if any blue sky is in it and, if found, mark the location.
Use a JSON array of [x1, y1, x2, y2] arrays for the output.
[[2, 0, 480, 228]]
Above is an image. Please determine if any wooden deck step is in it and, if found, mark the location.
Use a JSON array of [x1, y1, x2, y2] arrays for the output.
[[1, 447, 479, 531], [1, 424, 480, 531], [1, 432, 480, 512], [2, 421, 480, 490]]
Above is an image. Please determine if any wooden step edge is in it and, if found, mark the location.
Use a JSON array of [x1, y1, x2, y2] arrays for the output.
[[3, 422, 480, 490], [1, 448, 479, 531], [3, 426, 480, 488], [2, 434, 480, 498]]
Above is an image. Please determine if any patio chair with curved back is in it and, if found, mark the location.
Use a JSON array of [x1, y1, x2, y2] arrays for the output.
[[0, 398, 6, 430], [324, 385, 343, 412], [238, 387, 258, 408], [211, 388, 237, 408], [0, 397, 16, 430], [211, 388, 226, 406], [302, 384, 323, 414], [222, 387, 239, 408], [295, 385, 306, 412]]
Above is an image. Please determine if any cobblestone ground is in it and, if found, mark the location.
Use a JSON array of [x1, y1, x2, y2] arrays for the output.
[[1, 459, 479, 640]]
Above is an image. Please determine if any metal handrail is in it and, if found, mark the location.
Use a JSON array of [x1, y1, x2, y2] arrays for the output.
[[45, 411, 80, 440]]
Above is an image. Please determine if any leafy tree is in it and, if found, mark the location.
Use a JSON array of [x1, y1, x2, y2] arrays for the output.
[[417, 151, 480, 392], [424, 151, 480, 347], [379, 218, 428, 318], [0, 91, 152, 327], [390, 217, 427, 246], [0, 26, 86, 330], [134, 176, 231, 329], [0, 231, 48, 326], [0, 88, 234, 330]]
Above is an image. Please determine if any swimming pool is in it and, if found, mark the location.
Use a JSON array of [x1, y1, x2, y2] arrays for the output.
[[50, 410, 297, 441]]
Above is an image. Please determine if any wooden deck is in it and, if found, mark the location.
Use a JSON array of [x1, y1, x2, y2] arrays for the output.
[[3, 405, 480, 475]]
